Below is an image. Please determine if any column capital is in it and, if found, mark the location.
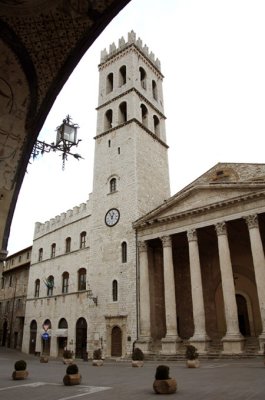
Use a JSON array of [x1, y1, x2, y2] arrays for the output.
[[187, 229, 197, 242], [245, 214, 258, 229], [137, 240, 148, 253], [161, 235, 172, 247], [215, 221, 227, 236]]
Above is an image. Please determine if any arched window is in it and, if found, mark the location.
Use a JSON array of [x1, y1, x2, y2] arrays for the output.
[[141, 104, 148, 127], [119, 101, 127, 124], [110, 178, 117, 193], [121, 241, 127, 263], [78, 268, 86, 291], [62, 272, 69, 294], [153, 115, 160, 135], [152, 80, 158, 100], [38, 248, 43, 262], [51, 243, 56, 258], [106, 72, 113, 93], [45, 275, 54, 296], [139, 67, 147, 89], [112, 280, 118, 302], [65, 237, 71, 253], [119, 65, 126, 86], [34, 279, 40, 297], [80, 231, 86, 249], [104, 109, 113, 130], [58, 318, 68, 329]]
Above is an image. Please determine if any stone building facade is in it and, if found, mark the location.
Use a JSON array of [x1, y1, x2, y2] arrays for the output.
[[134, 163, 265, 355], [22, 31, 170, 358], [0, 246, 31, 349]]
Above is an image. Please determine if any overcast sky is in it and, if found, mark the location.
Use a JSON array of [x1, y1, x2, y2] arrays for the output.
[[7, 0, 265, 254]]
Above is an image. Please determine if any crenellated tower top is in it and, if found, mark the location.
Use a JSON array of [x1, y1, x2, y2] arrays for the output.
[[100, 30, 161, 71]]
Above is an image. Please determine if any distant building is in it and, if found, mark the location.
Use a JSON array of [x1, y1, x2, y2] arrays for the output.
[[0, 246, 31, 349]]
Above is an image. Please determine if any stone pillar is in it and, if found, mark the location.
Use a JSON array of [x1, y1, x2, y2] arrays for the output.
[[136, 240, 151, 352], [187, 229, 210, 352], [160, 235, 181, 354], [245, 214, 265, 351], [215, 222, 244, 353]]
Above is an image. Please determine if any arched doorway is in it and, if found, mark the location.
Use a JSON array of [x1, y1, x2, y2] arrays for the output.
[[75, 318, 87, 358], [2, 320, 8, 346], [236, 294, 250, 336], [29, 320, 37, 354], [58, 318, 68, 357], [42, 319, 51, 355], [111, 326, 122, 357]]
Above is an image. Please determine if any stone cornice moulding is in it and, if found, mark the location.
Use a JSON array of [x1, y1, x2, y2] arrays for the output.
[[133, 188, 265, 229]]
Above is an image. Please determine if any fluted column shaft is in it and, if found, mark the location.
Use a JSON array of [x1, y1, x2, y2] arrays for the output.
[[215, 222, 241, 338], [138, 241, 151, 338], [161, 235, 178, 337], [245, 214, 265, 336], [187, 229, 208, 340]]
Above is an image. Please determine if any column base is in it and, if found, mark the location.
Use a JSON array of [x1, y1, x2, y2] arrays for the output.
[[160, 336, 182, 354], [221, 333, 245, 354], [135, 337, 152, 354], [188, 334, 211, 353]]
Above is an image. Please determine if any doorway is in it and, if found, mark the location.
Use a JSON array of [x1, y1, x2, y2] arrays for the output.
[[111, 326, 122, 357], [75, 318, 87, 358], [236, 294, 250, 336]]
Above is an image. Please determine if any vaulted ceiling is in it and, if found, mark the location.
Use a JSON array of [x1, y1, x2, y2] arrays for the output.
[[0, 0, 131, 260]]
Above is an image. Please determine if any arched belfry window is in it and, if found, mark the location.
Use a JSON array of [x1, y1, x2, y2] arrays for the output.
[[119, 102, 127, 124], [141, 104, 148, 127], [104, 109, 113, 130], [139, 67, 147, 89], [119, 65, 126, 86], [153, 115, 160, 135], [106, 72, 113, 93], [121, 241, 127, 263], [152, 80, 158, 100], [112, 280, 118, 302], [110, 178, 117, 193]]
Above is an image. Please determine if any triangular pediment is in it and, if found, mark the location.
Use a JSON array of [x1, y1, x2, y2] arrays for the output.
[[134, 163, 265, 227]]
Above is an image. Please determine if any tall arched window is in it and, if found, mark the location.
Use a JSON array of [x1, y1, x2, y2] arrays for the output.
[[112, 280, 118, 302], [62, 272, 69, 294], [152, 80, 158, 100], [65, 237, 71, 253], [45, 275, 54, 296], [153, 115, 160, 135], [78, 268, 86, 291], [110, 178, 117, 193], [34, 279, 40, 297], [106, 72, 113, 93], [51, 243, 56, 258], [141, 104, 148, 127], [139, 67, 147, 89], [80, 231, 86, 249], [119, 101, 127, 124], [38, 248, 43, 262], [104, 109, 113, 130], [121, 241, 127, 263], [119, 65, 126, 86]]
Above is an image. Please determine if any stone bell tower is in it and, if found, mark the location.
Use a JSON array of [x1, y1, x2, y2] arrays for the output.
[[89, 31, 170, 357]]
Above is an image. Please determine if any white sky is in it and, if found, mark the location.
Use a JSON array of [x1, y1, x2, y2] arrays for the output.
[[7, 0, 265, 254]]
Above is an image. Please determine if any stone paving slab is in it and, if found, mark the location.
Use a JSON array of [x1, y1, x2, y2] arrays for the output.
[[0, 348, 265, 399]]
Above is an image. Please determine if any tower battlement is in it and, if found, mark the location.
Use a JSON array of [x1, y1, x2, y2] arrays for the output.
[[34, 198, 91, 237], [100, 30, 161, 71]]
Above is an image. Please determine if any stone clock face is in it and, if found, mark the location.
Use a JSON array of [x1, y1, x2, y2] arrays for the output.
[[105, 208, 120, 226]]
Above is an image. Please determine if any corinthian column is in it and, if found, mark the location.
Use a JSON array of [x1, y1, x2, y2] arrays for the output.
[[245, 214, 265, 350], [160, 235, 181, 353], [136, 240, 151, 352], [187, 229, 210, 352], [215, 222, 244, 353]]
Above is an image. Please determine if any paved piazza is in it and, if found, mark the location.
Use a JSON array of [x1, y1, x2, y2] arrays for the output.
[[0, 348, 264, 400]]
